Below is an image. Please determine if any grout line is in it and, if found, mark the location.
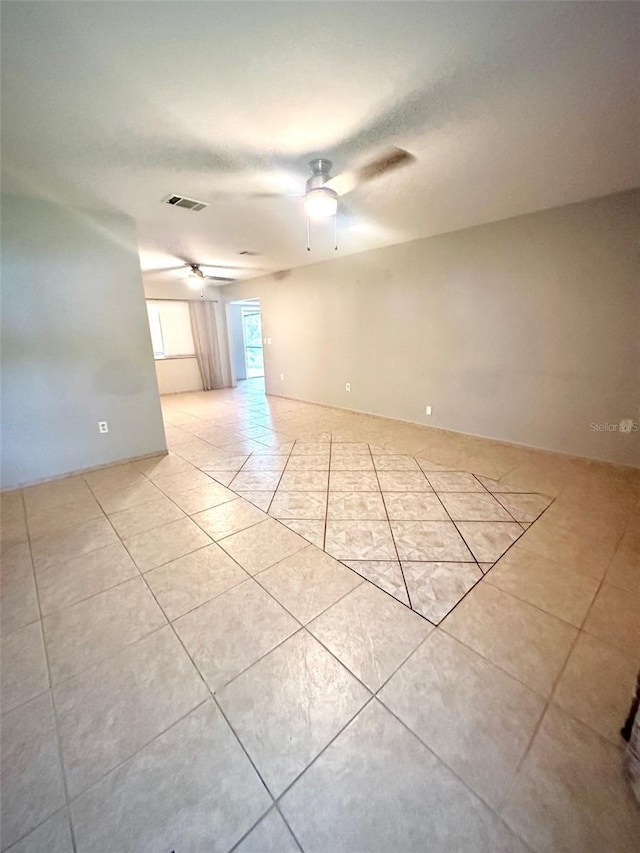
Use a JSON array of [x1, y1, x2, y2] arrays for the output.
[[368, 444, 413, 609], [19, 490, 80, 853]]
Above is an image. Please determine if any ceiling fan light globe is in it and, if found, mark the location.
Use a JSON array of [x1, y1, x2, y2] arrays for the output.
[[304, 188, 338, 219]]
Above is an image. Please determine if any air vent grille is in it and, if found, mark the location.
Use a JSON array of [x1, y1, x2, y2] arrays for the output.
[[163, 194, 208, 212]]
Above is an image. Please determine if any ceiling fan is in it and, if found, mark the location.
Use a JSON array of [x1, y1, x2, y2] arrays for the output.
[[299, 147, 416, 219], [144, 260, 256, 283]]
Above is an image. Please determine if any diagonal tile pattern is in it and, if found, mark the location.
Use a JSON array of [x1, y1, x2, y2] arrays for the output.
[[204, 434, 555, 625]]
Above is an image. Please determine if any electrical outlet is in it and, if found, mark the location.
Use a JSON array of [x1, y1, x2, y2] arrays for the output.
[[425, 405, 432, 416], [280, 373, 285, 381], [345, 382, 351, 392], [98, 421, 109, 434], [267, 338, 272, 345]]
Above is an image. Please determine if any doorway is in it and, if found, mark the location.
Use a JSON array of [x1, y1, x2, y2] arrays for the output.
[[228, 299, 264, 383], [241, 304, 264, 378]]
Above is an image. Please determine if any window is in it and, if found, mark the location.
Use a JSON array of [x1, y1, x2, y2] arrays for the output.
[[146, 300, 195, 359]]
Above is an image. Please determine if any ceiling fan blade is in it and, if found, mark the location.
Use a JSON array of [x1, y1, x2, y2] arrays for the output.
[[144, 264, 187, 273], [204, 275, 236, 283], [326, 147, 415, 196]]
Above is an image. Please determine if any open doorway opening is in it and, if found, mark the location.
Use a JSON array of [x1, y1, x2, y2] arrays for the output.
[[228, 298, 264, 386]]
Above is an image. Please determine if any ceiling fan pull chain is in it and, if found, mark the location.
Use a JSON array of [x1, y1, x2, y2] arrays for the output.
[[334, 215, 338, 251], [306, 216, 311, 252]]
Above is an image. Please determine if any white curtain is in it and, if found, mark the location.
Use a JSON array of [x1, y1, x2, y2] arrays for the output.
[[188, 300, 226, 391]]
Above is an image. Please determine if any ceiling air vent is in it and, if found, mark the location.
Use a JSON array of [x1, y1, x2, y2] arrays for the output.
[[163, 194, 208, 212]]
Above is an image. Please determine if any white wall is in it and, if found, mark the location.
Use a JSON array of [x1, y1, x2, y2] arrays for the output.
[[155, 358, 203, 394], [1, 194, 166, 489], [224, 191, 640, 467]]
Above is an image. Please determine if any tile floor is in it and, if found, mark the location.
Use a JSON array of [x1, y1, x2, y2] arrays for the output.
[[1, 377, 639, 852]]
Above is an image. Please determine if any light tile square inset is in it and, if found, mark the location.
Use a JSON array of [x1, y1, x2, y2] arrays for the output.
[[325, 520, 397, 561], [391, 520, 473, 562]]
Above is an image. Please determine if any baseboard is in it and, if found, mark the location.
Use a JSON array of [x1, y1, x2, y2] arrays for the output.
[[1, 448, 169, 494]]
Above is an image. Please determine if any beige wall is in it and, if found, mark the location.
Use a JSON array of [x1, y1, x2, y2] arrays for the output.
[[224, 191, 640, 466], [1, 194, 166, 489], [154, 357, 203, 395]]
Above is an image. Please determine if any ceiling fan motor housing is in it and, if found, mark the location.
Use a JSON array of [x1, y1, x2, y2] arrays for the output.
[[305, 158, 333, 192]]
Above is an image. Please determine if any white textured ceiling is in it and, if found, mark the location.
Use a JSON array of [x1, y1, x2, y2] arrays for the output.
[[2, 2, 638, 284]]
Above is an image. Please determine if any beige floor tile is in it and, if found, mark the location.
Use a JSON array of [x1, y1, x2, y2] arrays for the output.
[[327, 491, 387, 520], [372, 455, 421, 472], [582, 582, 640, 654], [30, 517, 118, 572], [442, 582, 577, 696], [278, 519, 326, 548], [193, 498, 268, 539], [277, 470, 329, 491], [23, 477, 93, 514], [376, 471, 432, 492], [382, 492, 449, 520], [308, 582, 431, 690], [134, 452, 195, 479], [501, 705, 640, 852], [144, 544, 248, 620], [43, 576, 166, 683], [124, 516, 211, 572], [330, 455, 375, 471], [230, 470, 283, 491], [54, 626, 208, 797], [284, 454, 330, 471], [325, 519, 397, 560], [379, 631, 545, 808], [241, 455, 288, 472], [391, 520, 473, 562], [342, 560, 410, 605], [605, 544, 640, 593], [269, 491, 327, 520], [236, 490, 275, 511], [173, 579, 298, 692], [218, 631, 369, 796], [494, 492, 553, 522], [25, 494, 104, 539], [331, 442, 370, 454], [329, 470, 380, 492], [486, 549, 601, 627], [168, 480, 237, 514], [0, 541, 39, 635], [1, 620, 49, 713], [515, 520, 615, 580], [71, 701, 271, 853], [84, 463, 146, 491], [200, 454, 249, 474], [455, 521, 524, 562], [108, 496, 185, 539], [92, 479, 165, 514], [6, 808, 73, 853], [439, 492, 513, 521], [259, 546, 362, 623], [218, 517, 307, 575], [234, 808, 299, 853], [35, 541, 138, 615], [280, 700, 530, 853], [0, 693, 66, 849], [477, 476, 532, 494], [427, 472, 484, 492], [291, 441, 331, 455], [552, 631, 637, 743], [402, 561, 482, 624], [152, 468, 219, 498]]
